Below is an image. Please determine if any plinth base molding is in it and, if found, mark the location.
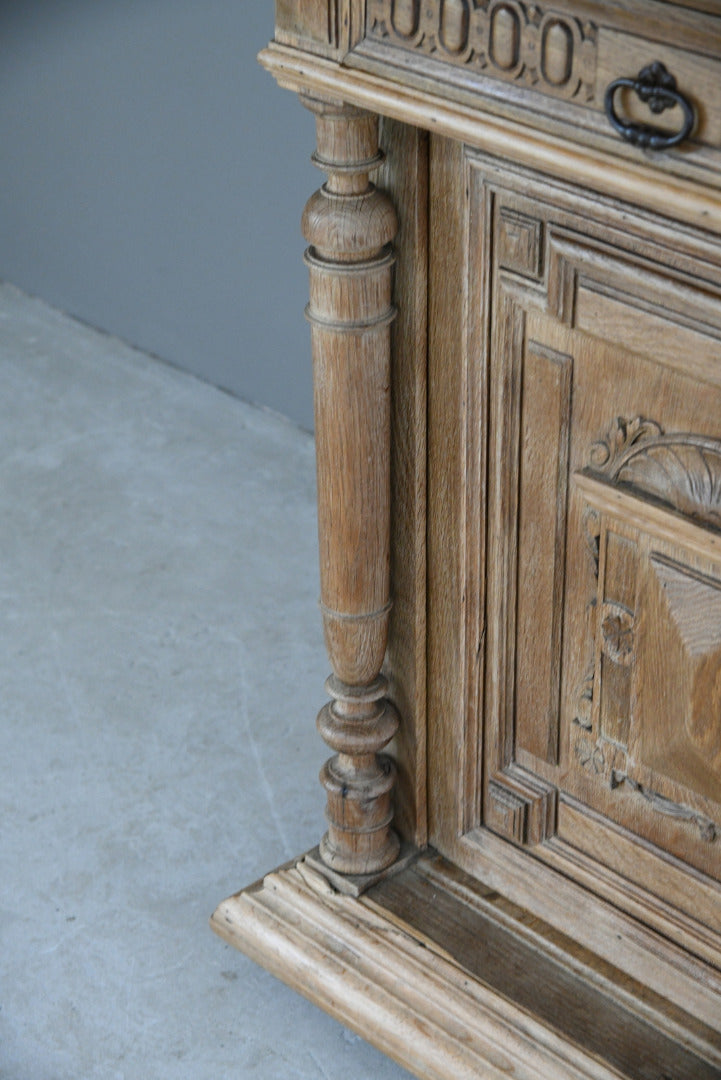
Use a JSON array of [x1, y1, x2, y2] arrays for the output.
[[212, 854, 642, 1080]]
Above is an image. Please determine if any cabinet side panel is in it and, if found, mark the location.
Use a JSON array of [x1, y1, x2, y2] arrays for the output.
[[275, 0, 338, 56], [427, 135, 470, 844], [275, 0, 366, 55], [378, 117, 429, 847]]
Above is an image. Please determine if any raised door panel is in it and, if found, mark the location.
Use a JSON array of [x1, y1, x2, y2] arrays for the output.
[[427, 138, 721, 977], [493, 304, 721, 879]]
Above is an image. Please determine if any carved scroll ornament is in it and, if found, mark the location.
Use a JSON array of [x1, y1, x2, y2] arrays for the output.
[[590, 416, 721, 531]]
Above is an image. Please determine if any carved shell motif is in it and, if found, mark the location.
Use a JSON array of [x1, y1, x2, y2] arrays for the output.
[[590, 417, 721, 531]]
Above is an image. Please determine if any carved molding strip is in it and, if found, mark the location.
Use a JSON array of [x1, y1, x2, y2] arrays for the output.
[[515, 340, 572, 765], [487, 763, 557, 846], [367, 0, 597, 101], [590, 416, 721, 532]]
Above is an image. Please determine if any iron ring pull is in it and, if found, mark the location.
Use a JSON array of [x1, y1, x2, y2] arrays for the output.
[[604, 60, 695, 151]]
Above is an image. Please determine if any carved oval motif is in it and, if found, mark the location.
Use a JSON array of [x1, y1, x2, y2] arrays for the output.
[[541, 19, 573, 86], [391, 0, 420, 39], [439, 0, 470, 54], [489, 4, 521, 70], [600, 603, 635, 666]]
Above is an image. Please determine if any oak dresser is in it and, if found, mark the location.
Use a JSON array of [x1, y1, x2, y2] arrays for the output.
[[212, 3, 721, 1076]]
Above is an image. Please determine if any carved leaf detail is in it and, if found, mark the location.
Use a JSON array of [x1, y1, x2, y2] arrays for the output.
[[575, 735, 605, 774], [589, 416, 663, 470], [573, 664, 595, 730], [574, 735, 627, 781], [590, 417, 721, 531]]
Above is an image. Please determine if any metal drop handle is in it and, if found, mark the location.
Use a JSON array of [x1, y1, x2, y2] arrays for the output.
[[604, 60, 695, 151]]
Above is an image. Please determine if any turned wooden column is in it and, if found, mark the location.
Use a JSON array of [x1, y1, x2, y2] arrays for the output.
[[301, 98, 400, 876]]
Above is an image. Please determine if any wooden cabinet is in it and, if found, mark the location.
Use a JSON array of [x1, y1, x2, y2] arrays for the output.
[[213, 4, 721, 1076]]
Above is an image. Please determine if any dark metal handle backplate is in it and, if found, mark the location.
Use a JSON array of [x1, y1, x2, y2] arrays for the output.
[[604, 61, 695, 151]]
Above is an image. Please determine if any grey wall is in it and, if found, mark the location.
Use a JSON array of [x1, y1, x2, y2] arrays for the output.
[[0, 0, 317, 429]]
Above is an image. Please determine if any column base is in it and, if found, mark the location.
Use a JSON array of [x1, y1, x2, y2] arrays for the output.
[[308, 839, 415, 897]]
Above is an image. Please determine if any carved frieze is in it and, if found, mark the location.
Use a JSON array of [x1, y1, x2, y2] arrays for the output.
[[367, 0, 597, 101]]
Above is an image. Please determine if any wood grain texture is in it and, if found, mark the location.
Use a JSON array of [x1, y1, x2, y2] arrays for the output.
[[212, 856, 646, 1080], [369, 852, 721, 1079], [445, 825, 721, 1033], [425, 141, 721, 1025], [212, 851, 721, 1080], [515, 341, 572, 764], [377, 116, 429, 848], [225, 6, 721, 1074], [275, 0, 338, 55], [426, 134, 471, 844], [302, 99, 401, 876], [274, 0, 366, 57], [260, 43, 721, 228]]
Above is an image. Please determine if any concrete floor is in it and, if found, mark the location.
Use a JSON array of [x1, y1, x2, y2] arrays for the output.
[[0, 284, 411, 1079]]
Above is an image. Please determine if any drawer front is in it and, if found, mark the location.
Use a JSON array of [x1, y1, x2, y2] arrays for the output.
[[361, 2, 721, 167]]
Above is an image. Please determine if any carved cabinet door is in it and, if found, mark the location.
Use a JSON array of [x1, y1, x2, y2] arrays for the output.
[[426, 135, 721, 971]]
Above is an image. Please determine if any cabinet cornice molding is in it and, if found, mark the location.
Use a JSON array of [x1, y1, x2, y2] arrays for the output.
[[259, 42, 721, 234]]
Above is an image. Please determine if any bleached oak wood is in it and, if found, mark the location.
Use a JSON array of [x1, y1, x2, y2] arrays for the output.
[[211, 853, 721, 1079], [214, 861, 623, 1080], [376, 117, 429, 850], [259, 44, 721, 230], [215, 5, 721, 1077], [426, 143, 721, 1021], [274, 0, 367, 58], [302, 98, 401, 876]]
